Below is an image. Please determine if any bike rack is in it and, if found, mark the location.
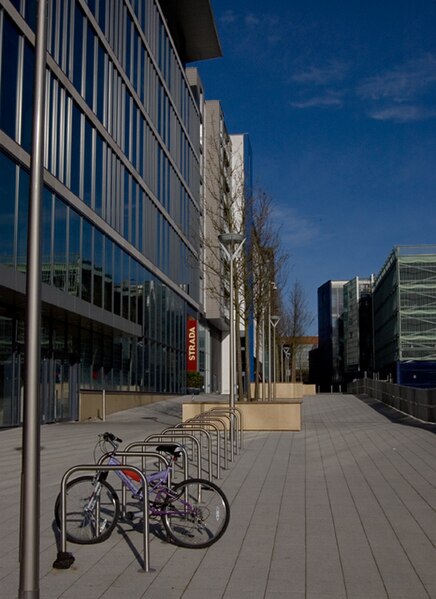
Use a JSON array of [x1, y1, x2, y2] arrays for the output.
[[159, 427, 215, 479], [172, 422, 221, 478], [54, 463, 150, 572], [185, 415, 229, 468], [191, 413, 234, 461], [140, 433, 204, 480], [209, 407, 242, 454], [209, 406, 243, 452]]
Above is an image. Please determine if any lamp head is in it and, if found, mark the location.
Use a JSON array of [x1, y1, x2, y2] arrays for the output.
[[218, 232, 245, 247]]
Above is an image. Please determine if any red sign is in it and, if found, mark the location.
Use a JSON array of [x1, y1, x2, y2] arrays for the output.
[[187, 318, 198, 371]]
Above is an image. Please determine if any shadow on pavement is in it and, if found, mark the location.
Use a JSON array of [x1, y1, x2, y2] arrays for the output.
[[356, 393, 436, 434]]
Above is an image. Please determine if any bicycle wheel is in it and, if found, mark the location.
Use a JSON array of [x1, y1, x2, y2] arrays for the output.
[[162, 478, 230, 549], [54, 475, 120, 544]]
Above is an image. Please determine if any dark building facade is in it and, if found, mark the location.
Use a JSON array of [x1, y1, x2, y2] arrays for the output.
[[316, 280, 346, 390]]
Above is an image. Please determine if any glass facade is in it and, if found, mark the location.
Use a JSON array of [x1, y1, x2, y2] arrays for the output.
[[0, 0, 206, 425], [374, 246, 436, 383], [317, 280, 346, 388]]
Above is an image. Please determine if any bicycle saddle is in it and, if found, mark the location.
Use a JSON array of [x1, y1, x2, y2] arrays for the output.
[[155, 444, 182, 457]]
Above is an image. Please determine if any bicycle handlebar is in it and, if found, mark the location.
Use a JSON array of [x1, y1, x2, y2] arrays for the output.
[[102, 432, 123, 444]]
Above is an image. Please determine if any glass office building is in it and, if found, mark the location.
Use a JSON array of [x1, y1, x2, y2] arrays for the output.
[[0, 0, 221, 425], [317, 280, 347, 389], [373, 246, 436, 386]]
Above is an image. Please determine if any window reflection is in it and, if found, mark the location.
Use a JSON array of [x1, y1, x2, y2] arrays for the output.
[[0, 15, 19, 141], [17, 169, 29, 271], [53, 199, 67, 290], [104, 238, 113, 312], [81, 219, 92, 302], [93, 229, 103, 307], [68, 208, 81, 296], [21, 41, 35, 153]]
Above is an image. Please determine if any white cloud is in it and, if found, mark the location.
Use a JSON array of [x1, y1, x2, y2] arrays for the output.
[[219, 11, 286, 49], [292, 60, 349, 86], [291, 92, 343, 109], [357, 55, 436, 102], [356, 55, 436, 123], [272, 206, 320, 248], [245, 13, 260, 26], [220, 10, 237, 24], [368, 105, 436, 123]]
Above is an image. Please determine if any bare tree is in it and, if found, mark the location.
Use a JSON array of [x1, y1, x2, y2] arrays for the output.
[[286, 280, 313, 382], [249, 191, 288, 400], [200, 107, 289, 400]]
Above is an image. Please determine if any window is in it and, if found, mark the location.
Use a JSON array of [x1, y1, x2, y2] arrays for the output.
[[41, 190, 53, 284], [81, 219, 92, 302], [95, 132, 103, 216], [96, 41, 105, 122], [122, 252, 130, 320], [83, 118, 93, 206], [113, 244, 121, 315], [0, 15, 19, 141], [17, 168, 29, 270], [70, 104, 82, 197], [104, 237, 113, 312], [53, 199, 67, 290], [0, 152, 16, 265], [68, 208, 81, 296], [21, 40, 35, 153], [73, 5, 84, 93], [85, 21, 95, 107], [93, 228, 103, 307]]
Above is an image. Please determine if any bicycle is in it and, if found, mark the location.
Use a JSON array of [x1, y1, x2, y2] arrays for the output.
[[54, 432, 230, 549]]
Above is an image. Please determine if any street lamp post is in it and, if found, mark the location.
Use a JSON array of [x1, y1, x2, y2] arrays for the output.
[[261, 310, 266, 400], [270, 315, 280, 400], [267, 282, 277, 401], [218, 232, 245, 417], [19, 2, 48, 598]]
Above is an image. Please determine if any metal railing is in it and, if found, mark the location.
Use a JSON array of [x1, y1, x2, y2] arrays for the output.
[[348, 378, 436, 423]]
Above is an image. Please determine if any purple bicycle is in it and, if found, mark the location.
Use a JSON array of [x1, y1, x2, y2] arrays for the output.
[[54, 432, 230, 549]]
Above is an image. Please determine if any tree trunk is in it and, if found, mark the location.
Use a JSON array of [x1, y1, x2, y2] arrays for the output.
[[244, 315, 252, 401]]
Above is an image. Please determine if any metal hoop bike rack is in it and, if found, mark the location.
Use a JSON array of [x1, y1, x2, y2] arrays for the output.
[[185, 415, 230, 467], [209, 406, 243, 452], [190, 412, 234, 461], [55, 463, 150, 572], [160, 426, 215, 479], [173, 421, 223, 477], [143, 432, 205, 480]]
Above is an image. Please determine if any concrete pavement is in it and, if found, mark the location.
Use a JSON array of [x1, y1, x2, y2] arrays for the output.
[[1, 393, 435, 598]]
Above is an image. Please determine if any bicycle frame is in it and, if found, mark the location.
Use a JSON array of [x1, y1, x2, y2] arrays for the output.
[[102, 451, 195, 518]]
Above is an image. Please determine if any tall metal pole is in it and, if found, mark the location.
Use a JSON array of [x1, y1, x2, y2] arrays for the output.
[[19, 1, 47, 597], [229, 255, 235, 410], [267, 301, 271, 400], [219, 233, 245, 451], [261, 311, 265, 400], [271, 317, 280, 400]]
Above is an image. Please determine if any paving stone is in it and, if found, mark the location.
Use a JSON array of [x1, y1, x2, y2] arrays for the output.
[[2, 393, 436, 598]]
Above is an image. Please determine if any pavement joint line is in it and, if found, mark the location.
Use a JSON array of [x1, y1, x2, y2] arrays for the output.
[[2, 393, 436, 598]]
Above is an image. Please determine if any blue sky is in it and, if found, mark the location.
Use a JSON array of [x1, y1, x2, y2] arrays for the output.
[[195, 0, 436, 332]]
